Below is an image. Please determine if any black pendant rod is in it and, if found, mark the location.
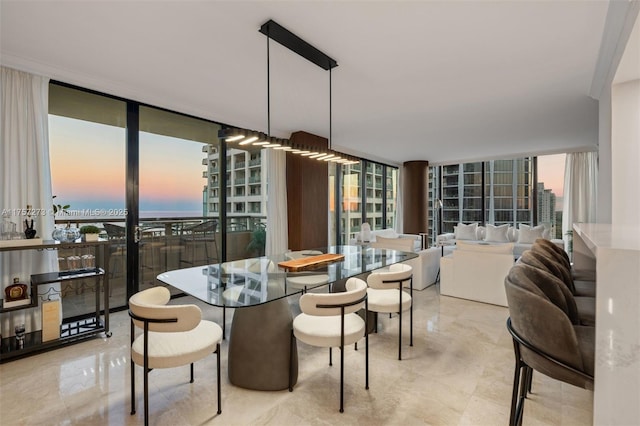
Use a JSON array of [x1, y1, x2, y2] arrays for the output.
[[267, 34, 271, 137], [329, 67, 332, 150]]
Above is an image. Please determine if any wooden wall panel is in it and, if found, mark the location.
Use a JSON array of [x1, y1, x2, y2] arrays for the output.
[[402, 161, 429, 234], [286, 131, 328, 250]]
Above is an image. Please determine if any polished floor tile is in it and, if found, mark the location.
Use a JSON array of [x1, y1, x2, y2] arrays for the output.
[[0, 284, 593, 425]]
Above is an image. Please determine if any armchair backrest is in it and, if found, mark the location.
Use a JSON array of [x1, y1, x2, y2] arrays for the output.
[[129, 286, 202, 333], [505, 271, 587, 374], [367, 263, 412, 289], [299, 277, 367, 316], [533, 238, 570, 269], [523, 249, 575, 293], [508, 263, 580, 325]]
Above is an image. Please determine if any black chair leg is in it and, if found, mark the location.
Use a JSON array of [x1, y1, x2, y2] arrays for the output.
[[130, 320, 136, 416], [216, 343, 222, 414], [365, 307, 369, 390], [144, 366, 149, 426], [329, 347, 333, 366], [509, 359, 520, 426], [339, 342, 344, 413], [289, 330, 295, 392], [516, 364, 529, 426], [190, 363, 194, 383], [398, 308, 402, 360], [130, 360, 136, 415], [222, 306, 226, 340]]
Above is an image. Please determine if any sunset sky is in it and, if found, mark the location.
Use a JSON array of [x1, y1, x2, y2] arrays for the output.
[[50, 115, 567, 215], [49, 115, 205, 214]]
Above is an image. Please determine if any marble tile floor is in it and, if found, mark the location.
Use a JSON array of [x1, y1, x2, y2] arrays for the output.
[[0, 285, 593, 425]]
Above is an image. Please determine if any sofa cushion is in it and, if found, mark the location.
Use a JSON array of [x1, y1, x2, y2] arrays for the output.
[[454, 222, 478, 240], [371, 228, 399, 240], [372, 236, 415, 252], [518, 224, 545, 244], [456, 240, 514, 254], [484, 224, 510, 242]]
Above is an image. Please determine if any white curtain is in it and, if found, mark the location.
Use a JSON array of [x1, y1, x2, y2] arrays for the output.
[[265, 149, 288, 255], [394, 167, 404, 233], [1, 66, 57, 336], [562, 151, 598, 248]]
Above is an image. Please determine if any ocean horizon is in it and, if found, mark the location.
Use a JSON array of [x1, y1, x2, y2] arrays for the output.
[[53, 209, 205, 221]]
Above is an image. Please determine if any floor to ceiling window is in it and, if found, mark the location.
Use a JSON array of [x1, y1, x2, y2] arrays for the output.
[[428, 155, 566, 244], [138, 106, 221, 293], [49, 83, 128, 311], [335, 160, 398, 244], [49, 82, 227, 308]]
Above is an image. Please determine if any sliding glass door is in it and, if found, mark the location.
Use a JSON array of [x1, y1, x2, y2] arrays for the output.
[[49, 83, 223, 307], [49, 84, 128, 310], [137, 106, 221, 294]]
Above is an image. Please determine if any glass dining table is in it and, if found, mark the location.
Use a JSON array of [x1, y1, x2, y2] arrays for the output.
[[157, 245, 417, 391]]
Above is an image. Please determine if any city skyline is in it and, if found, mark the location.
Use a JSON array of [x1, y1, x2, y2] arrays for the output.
[[49, 115, 567, 218]]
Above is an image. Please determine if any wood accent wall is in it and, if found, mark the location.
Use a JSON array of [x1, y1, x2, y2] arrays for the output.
[[286, 131, 328, 250], [402, 160, 429, 234]]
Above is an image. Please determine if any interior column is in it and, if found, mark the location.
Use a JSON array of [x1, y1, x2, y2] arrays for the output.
[[402, 160, 429, 235]]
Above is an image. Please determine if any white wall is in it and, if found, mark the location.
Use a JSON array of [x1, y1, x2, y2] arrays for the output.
[[611, 79, 640, 226], [597, 88, 612, 223]]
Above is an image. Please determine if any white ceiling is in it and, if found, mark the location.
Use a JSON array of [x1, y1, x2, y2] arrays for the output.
[[0, 1, 618, 165]]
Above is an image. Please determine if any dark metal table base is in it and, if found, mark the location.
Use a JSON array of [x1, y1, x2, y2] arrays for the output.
[[228, 298, 298, 390]]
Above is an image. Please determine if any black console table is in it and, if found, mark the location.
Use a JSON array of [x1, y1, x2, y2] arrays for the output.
[[0, 239, 111, 362]]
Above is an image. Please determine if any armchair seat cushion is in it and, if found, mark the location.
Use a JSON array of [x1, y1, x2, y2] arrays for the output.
[[366, 288, 412, 313], [293, 313, 365, 347], [287, 274, 330, 288], [131, 320, 222, 369]]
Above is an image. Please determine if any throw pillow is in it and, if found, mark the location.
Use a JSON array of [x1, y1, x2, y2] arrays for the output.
[[454, 222, 478, 240], [484, 224, 510, 242], [518, 224, 545, 244]]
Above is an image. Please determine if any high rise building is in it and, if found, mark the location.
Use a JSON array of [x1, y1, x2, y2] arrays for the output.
[[435, 158, 534, 235], [537, 182, 556, 226], [202, 145, 268, 230]]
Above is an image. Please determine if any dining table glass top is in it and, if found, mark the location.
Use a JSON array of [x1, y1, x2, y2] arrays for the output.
[[157, 245, 417, 308]]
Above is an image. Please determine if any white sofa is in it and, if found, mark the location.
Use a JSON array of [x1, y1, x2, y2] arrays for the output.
[[363, 228, 423, 252], [437, 222, 565, 257], [439, 241, 515, 307], [361, 229, 440, 290]]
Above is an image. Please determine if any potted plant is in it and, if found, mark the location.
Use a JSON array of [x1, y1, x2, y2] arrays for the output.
[[246, 225, 266, 257], [80, 225, 101, 242]]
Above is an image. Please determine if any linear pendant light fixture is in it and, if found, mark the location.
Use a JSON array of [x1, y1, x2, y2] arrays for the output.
[[218, 19, 359, 165]]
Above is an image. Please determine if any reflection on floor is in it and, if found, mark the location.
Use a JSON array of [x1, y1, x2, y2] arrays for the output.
[[0, 284, 593, 425]]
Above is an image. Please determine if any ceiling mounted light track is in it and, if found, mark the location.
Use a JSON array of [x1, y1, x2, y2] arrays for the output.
[[218, 127, 359, 164]]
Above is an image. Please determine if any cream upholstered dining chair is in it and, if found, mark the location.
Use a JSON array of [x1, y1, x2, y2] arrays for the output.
[[366, 263, 413, 360], [290, 277, 369, 413], [129, 286, 223, 426]]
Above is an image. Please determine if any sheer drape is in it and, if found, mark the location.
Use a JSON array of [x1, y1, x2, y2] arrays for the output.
[[1, 66, 57, 336], [562, 152, 598, 248], [265, 149, 288, 255]]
